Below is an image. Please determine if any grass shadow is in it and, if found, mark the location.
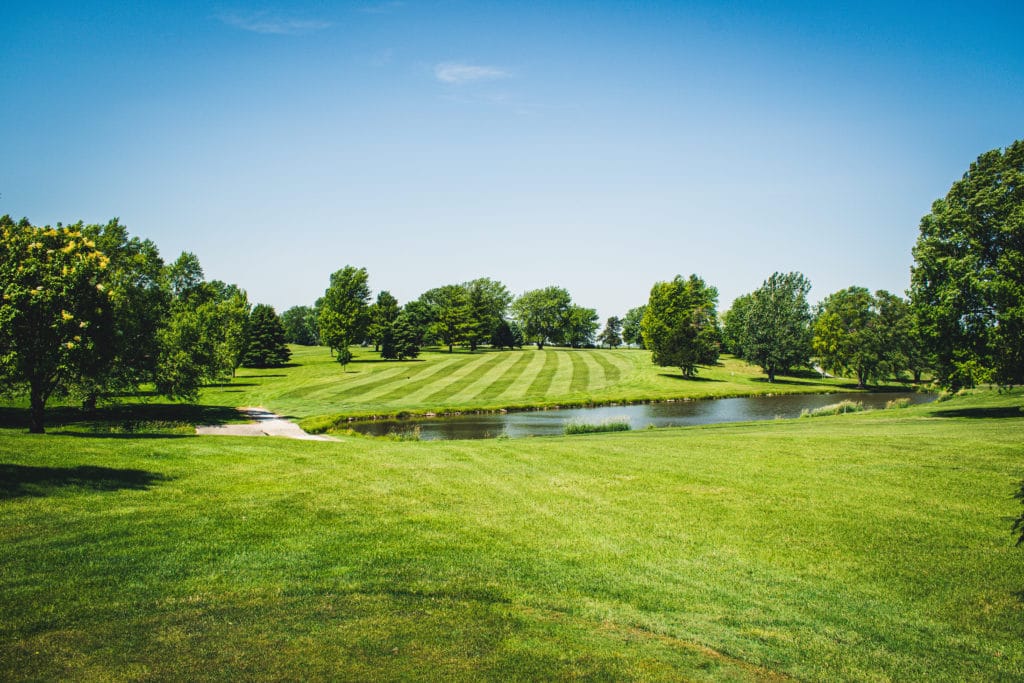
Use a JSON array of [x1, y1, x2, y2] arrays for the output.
[[658, 374, 723, 383], [0, 404, 241, 433], [0, 464, 169, 500], [927, 407, 1023, 419]]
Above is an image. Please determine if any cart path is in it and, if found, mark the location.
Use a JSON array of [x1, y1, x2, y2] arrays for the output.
[[196, 407, 339, 441]]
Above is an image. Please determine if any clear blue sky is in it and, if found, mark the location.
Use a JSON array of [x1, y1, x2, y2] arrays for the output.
[[3, 1, 1022, 320]]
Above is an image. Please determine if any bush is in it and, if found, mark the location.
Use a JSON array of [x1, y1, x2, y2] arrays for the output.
[[564, 418, 631, 435], [885, 397, 912, 410], [800, 400, 865, 418]]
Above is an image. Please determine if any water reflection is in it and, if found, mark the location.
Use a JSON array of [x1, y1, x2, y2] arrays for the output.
[[349, 391, 934, 441]]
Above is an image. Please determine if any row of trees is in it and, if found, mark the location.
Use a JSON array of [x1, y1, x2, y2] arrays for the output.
[[0, 217, 291, 432]]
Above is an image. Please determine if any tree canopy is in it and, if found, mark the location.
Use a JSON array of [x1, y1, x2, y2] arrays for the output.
[[241, 304, 291, 368], [511, 286, 572, 350], [736, 272, 813, 383], [318, 266, 371, 367], [640, 275, 720, 378], [910, 139, 1024, 389]]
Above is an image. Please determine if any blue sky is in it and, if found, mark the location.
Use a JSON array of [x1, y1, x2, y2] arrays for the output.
[[3, 1, 1022, 321]]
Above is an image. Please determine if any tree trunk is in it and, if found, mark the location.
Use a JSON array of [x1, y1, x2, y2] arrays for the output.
[[857, 369, 867, 390], [913, 370, 922, 383], [767, 367, 775, 383], [29, 385, 46, 434], [82, 392, 98, 414], [536, 341, 544, 350], [448, 343, 454, 353]]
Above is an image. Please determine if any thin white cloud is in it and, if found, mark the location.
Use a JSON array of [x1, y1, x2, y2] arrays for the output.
[[217, 11, 332, 35], [434, 62, 511, 85]]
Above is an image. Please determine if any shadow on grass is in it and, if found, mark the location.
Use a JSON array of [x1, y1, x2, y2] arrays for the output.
[[927, 407, 1023, 419], [0, 404, 241, 433], [658, 374, 723, 382], [204, 382, 259, 388], [0, 464, 169, 500]]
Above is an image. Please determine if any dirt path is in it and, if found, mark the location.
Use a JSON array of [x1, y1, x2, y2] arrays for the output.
[[196, 407, 339, 441]]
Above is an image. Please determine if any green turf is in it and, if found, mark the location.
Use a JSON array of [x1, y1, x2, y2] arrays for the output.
[[2, 390, 1022, 680], [190, 345, 902, 431]]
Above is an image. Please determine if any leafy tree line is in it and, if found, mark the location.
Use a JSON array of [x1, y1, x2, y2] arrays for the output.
[[0, 216, 290, 432]]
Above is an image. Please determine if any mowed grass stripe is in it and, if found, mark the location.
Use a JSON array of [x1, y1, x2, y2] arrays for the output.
[[578, 350, 608, 389], [421, 353, 511, 405], [523, 349, 560, 398], [568, 351, 591, 393], [373, 355, 472, 402], [318, 360, 444, 401], [545, 350, 575, 396], [588, 351, 622, 385], [454, 351, 534, 403], [279, 364, 413, 401], [495, 349, 549, 402], [401, 354, 498, 404]]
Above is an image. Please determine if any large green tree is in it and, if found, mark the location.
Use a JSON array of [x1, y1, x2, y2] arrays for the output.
[[241, 304, 291, 368], [565, 305, 599, 348], [318, 266, 371, 367], [0, 217, 115, 432], [512, 286, 572, 349], [720, 293, 752, 357], [910, 139, 1024, 389], [813, 287, 907, 389], [622, 305, 647, 348], [280, 305, 319, 346], [739, 272, 813, 383], [464, 278, 512, 351], [640, 275, 720, 378], [380, 314, 421, 360], [418, 284, 472, 353], [367, 291, 400, 352]]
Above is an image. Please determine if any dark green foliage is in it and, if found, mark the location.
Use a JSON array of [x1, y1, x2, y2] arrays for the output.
[[910, 139, 1024, 389], [813, 287, 911, 389], [621, 306, 646, 348], [720, 294, 751, 356], [367, 291, 400, 351], [241, 304, 291, 368], [640, 274, 720, 378], [490, 319, 523, 350], [512, 286, 573, 349], [380, 315, 421, 360], [1014, 482, 1024, 546], [739, 272, 813, 382], [318, 266, 371, 366], [565, 305, 599, 348], [281, 305, 319, 346], [464, 278, 513, 351], [418, 284, 472, 352], [598, 316, 623, 348]]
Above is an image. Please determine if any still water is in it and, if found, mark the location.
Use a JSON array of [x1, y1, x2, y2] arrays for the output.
[[348, 391, 935, 441]]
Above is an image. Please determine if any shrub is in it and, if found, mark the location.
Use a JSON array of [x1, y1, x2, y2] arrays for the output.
[[800, 400, 865, 418], [886, 397, 912, 410], [564, 418, 631, 435]]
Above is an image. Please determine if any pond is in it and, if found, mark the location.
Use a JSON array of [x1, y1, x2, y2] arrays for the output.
[[347, 391, 935, 440]]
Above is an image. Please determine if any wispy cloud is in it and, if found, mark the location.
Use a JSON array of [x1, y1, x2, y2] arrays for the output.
[[434, 62, 511, 85], [217, 11, 332, 35]]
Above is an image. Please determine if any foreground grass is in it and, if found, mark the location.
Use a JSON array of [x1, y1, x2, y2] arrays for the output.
[[2, 391, 1022, 680], [196, 345, 897, 431]]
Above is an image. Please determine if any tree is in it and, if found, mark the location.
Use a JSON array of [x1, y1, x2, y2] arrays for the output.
[[0, 217, 115, 433], [640, 275, 720, 378], [739, 272, 813, 383], [380, 314, 421, 360], [75, 219, 168, 411], [512, 286, 572, 349], [622, 305, 647, 348], [367, 291, 400, 352], [418, 284, 472, 353], [598, 316, 623, 348], [813, 287, 904, 389], [280, 305, 319, 346], [565, 305, 599, 348], [910, 139, 1024, 389], [490, 319, 523, 350], [241, 304, 291, 368], [318, 266, 371, 368], [720, 294, 752, 356], [464, 278, 513, 351]]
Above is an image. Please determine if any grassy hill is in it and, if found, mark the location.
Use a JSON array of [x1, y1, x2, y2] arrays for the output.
[[198, 345, 886, 430], [2, 390, 1022, 680]]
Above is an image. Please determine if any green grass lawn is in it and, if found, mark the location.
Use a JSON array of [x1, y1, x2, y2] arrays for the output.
[[2, 390, 1022, 680], [197, 345, 893, 431]]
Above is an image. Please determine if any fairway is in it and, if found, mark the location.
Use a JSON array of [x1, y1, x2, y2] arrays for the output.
[[199, 345, 876, 430], [1, 391, 1022, 680]]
